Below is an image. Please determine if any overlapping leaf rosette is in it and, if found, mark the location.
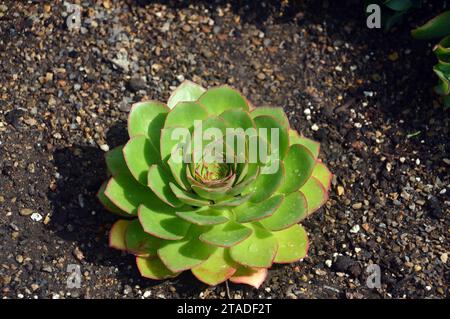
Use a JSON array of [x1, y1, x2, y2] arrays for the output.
[[98, 81, 332, 288], [432, 35, 450, 108]]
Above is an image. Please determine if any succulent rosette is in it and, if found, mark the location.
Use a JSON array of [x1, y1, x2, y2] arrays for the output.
[[98, 81, 332, 288], [433, 35, 450, 108]]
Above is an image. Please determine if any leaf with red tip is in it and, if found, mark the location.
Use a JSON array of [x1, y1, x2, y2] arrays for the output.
[[219, 109, 255, 131], [167, 80, 206, 109], [259, 191, 307, 231], [273, 224, 308, 263], [105, 146, 128, 176], [300, 177, 328, 215], [164, 101, 209, 129], [229, 223, 278, 268], [278, 144, 315, 194], [199, 221, 252, 248], [198, 86, 249, 115], [109, 220, 130, 251], [136, 256, 178, 280], [234, 194, 284, 223], [97, 181, 130, 217], [254, 115, 289, 160], [175, 208, 228, 226], [104, 174, 161, 215], [243, 161, 284, 203], [138, 204, 190, 241], [123, 135, 160, 185], [147, 165, 183, 208], [125, 219, 164, 257], [251, 106, 290, 129], [191, 248, 237, 285], [312, 161, 332, 190], [128, 101, 168, 150], [169, 183, 211, 207], [289, 129, 320, 159], [229, 267, 268, 289], [158, 226, 216, 272]]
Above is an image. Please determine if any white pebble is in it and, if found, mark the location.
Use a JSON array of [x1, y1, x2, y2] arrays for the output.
[[350, 224, 360, 234], [311, 124, 319, 131], [304, 108, 311, 115], [325, 260, 332, 267], [31, 213, 43, 222], [143, 291, 151, 298], [99, 144, 110, 152]]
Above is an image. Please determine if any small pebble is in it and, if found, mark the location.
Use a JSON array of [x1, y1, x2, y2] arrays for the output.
[[20, 208, 33, 216]]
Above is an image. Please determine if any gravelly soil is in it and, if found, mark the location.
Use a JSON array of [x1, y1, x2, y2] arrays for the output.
[[0, 0, 448, 299]]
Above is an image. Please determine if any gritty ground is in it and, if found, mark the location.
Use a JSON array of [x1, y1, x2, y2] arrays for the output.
[[0, 0, 448, 299]]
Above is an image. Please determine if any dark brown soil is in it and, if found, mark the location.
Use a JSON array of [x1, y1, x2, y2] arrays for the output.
[[0, 0, 448, 299]]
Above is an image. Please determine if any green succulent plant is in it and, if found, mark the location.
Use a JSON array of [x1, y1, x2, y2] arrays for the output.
[[412, 10, 450, 108], [98, 81, 332, 288]]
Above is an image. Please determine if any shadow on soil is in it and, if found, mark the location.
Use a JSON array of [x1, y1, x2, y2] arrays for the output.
[[47, 121, 209, 295]]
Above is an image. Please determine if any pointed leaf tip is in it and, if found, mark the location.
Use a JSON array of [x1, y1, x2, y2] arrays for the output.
[[229, 267, 268, 289]]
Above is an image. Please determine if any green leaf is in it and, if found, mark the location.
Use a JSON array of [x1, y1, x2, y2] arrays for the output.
[[289, 129, 320, 159], [229, 267, 268, 289], [273, 224, 308, 263], [210, 194, 253, 209], [160, 126, 191, 162], [412, 10, 450, 40], [97, 181, 130, 217], [229, 223, 278, 268], [198, 86, 249, 115], [175, 207, 228, 226], [384, 0, 412, 11], [125, 219, 164, 256], [138, 204, 190, 240], [147, 165, 183, 207], [278, 144, 316, 194], [311, 161, 333, 190], [104, 174, 160, 215], [220, 109, 256, 130], [227, 164, 260, 198], [164, 101, 209, 129], [104, 146, 168, 214], [105, 146, 128, 176], [191, 183, 232, 201], [109, 220, 130, 251], [167, 80, 206, 109], [254, 115, 289, 160], [434, 36, 450, 63], [191, 248, 237, 285], [136, 256, 178, 280], [300, 176, 328, 215], [251, 106, 290, 129], [234, 194, 284, 223], [123, 136, 160, 185], [199, 221, 252, 247], [167, 152, 191, 191], [243, 160, 284, 203], [169, 183, 211, 207], [158, 226, 217, 272], [128, 101, 168, 150], [259, 191, 307, 231]]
